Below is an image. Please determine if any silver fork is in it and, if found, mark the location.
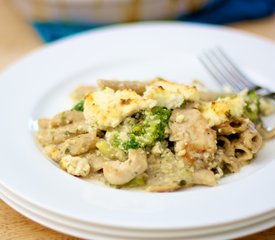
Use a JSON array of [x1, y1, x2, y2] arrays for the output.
[[199, 47, 275, 99]]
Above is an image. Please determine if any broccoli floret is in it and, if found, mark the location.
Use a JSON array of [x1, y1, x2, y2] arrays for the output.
[[123, 134, 141, 150], [244, 90, 260, 123], [111, 131, 121, 148], [107, 107, 171, 152], [72, 99, 84, 112], [129, 106, 171, 149], [150, 106, 171, 139]]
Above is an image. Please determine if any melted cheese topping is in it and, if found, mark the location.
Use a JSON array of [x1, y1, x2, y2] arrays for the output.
[[201, 96, 245, 127], [84, 79, 245, 129], [84, 88, 156, 129], [144, 79, 199, 108]]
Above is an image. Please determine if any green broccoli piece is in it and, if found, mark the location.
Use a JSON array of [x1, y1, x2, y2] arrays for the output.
[[244, 90, 260, 123], [122, 134, 141, 150], [96, 140, 126, 160], [131, 106, 171, 148], [124, 174, 147, 187], [108, 107, 171, 152], [151, 106, 171, 139], [111, 131, 121, 148], [72, 99, 84, 112]]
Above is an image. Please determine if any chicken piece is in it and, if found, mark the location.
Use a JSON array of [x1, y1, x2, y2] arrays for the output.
[[60, 133, 97, 156], [36, 121, 89, 146], [50, 111, 85, 128], [60, 155, 90, 177], [169, 109, 217, 166], [193, 169, 217, 186], [103, 149, 147, 185], [86, 153, 107, 172], [97, 79, 146, 95]]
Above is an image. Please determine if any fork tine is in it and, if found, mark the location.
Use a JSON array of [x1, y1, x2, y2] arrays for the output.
[[210, 49, 248, 91], [200, 51, 243, 92], [216, 48, 256, 90], [209, 49, 247, 91], [198, 55, 225, 87]]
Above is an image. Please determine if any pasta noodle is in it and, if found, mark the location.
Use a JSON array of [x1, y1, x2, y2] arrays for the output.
[[240, 127, 263, 154], [214, 118, 249, 135]]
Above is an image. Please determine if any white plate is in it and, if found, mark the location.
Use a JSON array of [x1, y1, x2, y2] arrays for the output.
[[0, 22, 275, 231], [1, 184, 275, 240], [1, 182, 275, 239]]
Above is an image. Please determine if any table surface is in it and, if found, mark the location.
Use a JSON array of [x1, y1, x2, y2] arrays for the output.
[[0, 1, 275, 239]]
